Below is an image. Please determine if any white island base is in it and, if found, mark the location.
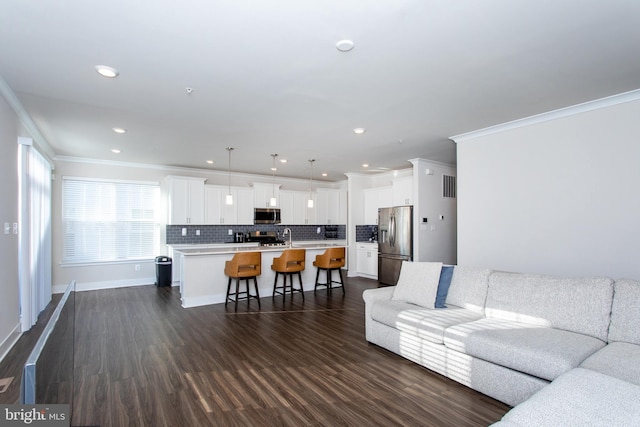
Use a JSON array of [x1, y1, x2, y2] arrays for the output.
[[174, 243, 346, 308]]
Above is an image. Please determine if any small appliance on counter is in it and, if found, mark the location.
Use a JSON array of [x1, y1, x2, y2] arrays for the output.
[[233, 232, 245, 243], [324, 225, 338, 239]]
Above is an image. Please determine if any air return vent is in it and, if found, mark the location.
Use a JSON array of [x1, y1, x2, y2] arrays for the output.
[[443, 175, 456, 198]]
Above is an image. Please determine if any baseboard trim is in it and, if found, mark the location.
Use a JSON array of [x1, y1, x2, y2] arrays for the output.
[[181, 293, 226, 308], [0, 322, 23, 365], [53, 277, 156, 294]]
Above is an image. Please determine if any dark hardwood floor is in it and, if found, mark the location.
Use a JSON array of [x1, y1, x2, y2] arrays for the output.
[[3, 276, 510, 426]]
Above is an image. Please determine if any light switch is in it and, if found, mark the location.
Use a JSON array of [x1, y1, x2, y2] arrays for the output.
[[12, 223, 18, 235], [4, 223, 9, 235]]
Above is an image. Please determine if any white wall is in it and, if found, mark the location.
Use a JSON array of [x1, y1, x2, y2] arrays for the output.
[[456, 94, 640, 280], [0, 93, 23, 359], [411, 159, 457, 265]]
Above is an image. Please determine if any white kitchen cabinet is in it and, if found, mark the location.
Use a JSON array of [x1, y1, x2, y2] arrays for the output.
[[253, 182, 280, 208], [167, 176, 206, 224], [236, 188, 254, 224], [316, 188, 342, 224], [280, 190, 316, 224], [205, 185, 253, 224], [392, 175, 413, 206], [363, 186, 392, 224], [356, 243, 378, 279]]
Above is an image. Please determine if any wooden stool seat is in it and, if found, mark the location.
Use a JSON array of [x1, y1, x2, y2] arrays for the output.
[[313, 247, 346, 294], [224, 251, 261, 311], [271, 249, 306, 302]]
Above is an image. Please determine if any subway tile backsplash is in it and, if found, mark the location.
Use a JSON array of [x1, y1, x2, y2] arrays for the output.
[[356, 225, 378, 242], [166, 224, 346, 245]]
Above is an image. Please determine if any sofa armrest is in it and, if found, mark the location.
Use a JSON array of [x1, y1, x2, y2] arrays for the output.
[[363, 286, 396, 305]]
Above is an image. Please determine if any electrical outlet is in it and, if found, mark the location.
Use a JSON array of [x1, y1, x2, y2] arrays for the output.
[[196, 230, 200, 236], [12, 223, 18, 235], [181, 228, 187, 236], [135, 264, 140, 271], [228, 229, 233, 235], [4, 223, 9, 235]]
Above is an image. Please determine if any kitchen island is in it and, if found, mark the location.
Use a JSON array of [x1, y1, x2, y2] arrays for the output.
[[172, 241, 346, 308]]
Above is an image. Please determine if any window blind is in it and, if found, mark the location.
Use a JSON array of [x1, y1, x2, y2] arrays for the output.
[[62, 178, 161, 263]]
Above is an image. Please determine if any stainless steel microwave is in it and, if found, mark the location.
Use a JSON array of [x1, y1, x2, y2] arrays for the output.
[[254, 208, 281, 224]]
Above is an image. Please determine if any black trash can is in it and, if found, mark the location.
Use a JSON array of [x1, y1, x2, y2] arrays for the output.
[[155, 256, 172, 287]]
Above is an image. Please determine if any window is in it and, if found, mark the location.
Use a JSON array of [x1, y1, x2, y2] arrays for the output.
[[62, 177, 161, 264]]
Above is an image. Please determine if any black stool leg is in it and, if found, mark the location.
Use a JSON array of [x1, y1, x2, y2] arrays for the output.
[[272, 272, 279, 299], [314, 268, 321, 292], [327, 269, 332, 294], [225, 276, 232, 307], [234, 278, 240, 311], [254, 276, 261, 308], [297, 272, 304, 301], [338, 268, 345, 294]]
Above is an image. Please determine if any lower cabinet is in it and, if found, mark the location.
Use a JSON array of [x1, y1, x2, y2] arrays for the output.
[[356, 243, 378, 279]]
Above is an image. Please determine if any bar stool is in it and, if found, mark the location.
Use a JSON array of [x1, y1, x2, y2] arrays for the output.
[[224, 251, 261, 311], [271, 249, 306, 302], [313, 247, 346, 294]]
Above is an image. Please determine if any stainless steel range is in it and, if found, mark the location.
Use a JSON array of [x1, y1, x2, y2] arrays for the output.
[[245, 231, 287, 247]]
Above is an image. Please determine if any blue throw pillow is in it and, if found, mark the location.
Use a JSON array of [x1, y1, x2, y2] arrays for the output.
[[435, 265, 454, 308]]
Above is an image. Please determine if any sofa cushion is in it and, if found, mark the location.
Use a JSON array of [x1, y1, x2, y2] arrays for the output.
[[435, 265, 455, 308], [580, 342, 640, 386], [370, 300, 484, 345], [444, 266, 491, 314], [443, 317, 606, 381], [486, 272, 614, 341], [391, 261, 442, 308], [608, 279, 640, 345], [496, 368, 640, 427]]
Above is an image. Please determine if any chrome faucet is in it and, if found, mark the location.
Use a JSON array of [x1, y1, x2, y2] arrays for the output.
[[283, 228, 292, 247]]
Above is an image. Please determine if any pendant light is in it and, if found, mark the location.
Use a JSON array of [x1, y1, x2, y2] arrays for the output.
[[226, 147, 234, 205], [307, 159, 315, 208], [270, 153, 278, 207]]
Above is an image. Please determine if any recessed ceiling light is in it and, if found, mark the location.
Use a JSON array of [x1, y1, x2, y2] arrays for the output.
[[111, 149, 121, 154], [280, 159, 287, 163], [270, 167, 277, 171], [112, 127, 127, 134], [206, 160, 214, 164], [353, 128, 366, 134], [362, 163, 369, 168], [95, 65, 119, 78], [321, 173, 328, 177], [336, 40, 354, 52]]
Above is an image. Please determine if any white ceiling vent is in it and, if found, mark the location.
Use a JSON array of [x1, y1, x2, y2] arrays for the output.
[[443, 175, 456, 199]]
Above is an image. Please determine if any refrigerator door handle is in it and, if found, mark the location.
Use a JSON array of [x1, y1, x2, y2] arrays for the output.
[[390, 214, 396, 247]]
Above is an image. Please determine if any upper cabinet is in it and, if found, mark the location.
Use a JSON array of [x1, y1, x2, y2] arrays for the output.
[[205, 185, 253, 225], [392, 175, 413, 206], [253, 182, 280, 208], [280, 190, 316, 225], [363, 186, 392, 224], [167, 176, 206, 224], [316, 188, 345, 225]]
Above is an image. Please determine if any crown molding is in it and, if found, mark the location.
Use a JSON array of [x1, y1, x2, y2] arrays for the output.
[[0, 72, 56, 163], [450, 88, 640, 143], [55, 155, 347, 188]]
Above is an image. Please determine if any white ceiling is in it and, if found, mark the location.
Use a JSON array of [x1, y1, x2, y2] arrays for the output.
[[1, 0, 640, 181]]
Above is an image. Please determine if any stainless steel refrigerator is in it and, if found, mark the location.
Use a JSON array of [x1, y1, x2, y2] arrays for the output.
[[378, 205, 413, 286]]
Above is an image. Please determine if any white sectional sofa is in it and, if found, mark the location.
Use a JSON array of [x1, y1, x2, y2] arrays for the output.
[[363, 265, 640, 425]]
